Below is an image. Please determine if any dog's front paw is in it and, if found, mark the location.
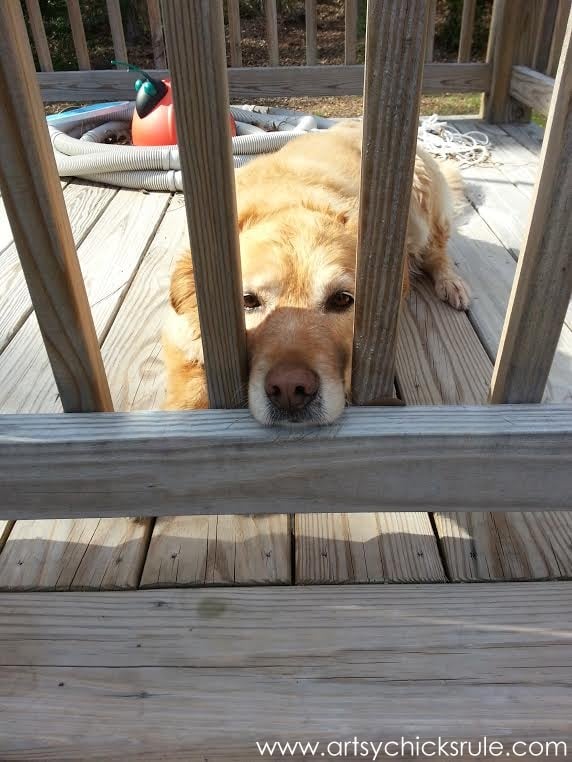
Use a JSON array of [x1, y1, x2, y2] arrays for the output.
[[434, 273, 471, 311]]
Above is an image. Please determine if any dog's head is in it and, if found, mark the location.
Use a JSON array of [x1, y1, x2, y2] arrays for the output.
[[241, 204, 358, 426], [167, 202, 359, 425]]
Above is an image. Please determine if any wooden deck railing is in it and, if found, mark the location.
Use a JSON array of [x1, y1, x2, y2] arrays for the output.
[[24, 0, 492, 102], [0, 0, 571, 521]]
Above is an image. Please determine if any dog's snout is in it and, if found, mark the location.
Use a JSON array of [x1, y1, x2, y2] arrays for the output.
[[264, 363, 319, 411]]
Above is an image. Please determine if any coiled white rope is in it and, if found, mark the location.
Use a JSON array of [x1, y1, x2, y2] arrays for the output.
[[418, 114, 490, 167]]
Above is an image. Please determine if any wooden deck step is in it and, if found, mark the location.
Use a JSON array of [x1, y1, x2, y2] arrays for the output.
[[1, 583, 570, 759]]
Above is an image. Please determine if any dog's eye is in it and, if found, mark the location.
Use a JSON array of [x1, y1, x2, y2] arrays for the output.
[[243, 292, 261, 311], [325, 290, 354, 312]]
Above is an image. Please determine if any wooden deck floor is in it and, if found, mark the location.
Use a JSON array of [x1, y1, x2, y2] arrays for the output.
[[0, 117, 571, 591]]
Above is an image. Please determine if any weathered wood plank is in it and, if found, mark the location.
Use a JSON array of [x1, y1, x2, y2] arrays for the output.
[[162, 0, 247, 408], [0, 3, 112, 413], [533, 0, 559, 73], [0, 406, 571, 521], [0, 182, 116, 356], [548, 0, 572, 76], [0, 518, 151, 591], [66, 0, 91, 70], [106, 0, 128, 64], [344, 0, 357, 65], [141, 514, 290, 586], [425, 0, 436, 63], [435, 511, 572, 581], [295, 511, 445, 583], [482, 0, 526, 122], [265, 0, 279, 66], [0, 189, 169, 414], [510, 65, 555, 116], [500, 120, 544, 155], [490, 16, 572, 403], [458, 0, 476, 62], [146, 0, 166, 69], [0, 584, 571, 759], [36, 63, 491, 102], [396, 277, 491, 406], [226, 0, 242, 68], [352, 0, 429, 403], [305, 0, 317, 66], [24, 0, 53, 72], [447, 183, 572, 403]]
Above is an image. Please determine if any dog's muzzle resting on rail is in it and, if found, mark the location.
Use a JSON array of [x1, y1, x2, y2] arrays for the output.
[[162, 122, 469, 426]]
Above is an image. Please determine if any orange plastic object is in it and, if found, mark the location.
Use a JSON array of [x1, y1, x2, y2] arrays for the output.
[[132, 79, 237, 146]]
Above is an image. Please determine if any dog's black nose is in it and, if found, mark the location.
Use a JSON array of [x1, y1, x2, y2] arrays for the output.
[[265, 363, 319, 411]]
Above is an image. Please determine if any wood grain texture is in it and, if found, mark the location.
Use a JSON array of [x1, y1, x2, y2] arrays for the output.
[[425, 0, 436, 63], [24, 0, 53, 71], [265, 0, 279, 66], [344, 0, 357, 64], [0, 3, 112, 413], [146, 0, 166, 69], [0, 518, 151, 591], [435, 511, 572, 581], [1, 584, 571, 759], [0, 189, 169, 414], [500, 120, 545, 154], [548, 0, 572, 75], [106, 0, 128, 64], [295, 511, 445, 583], [447, 175, 572, 404], [490, 15, 572, 403], [1, 406, 571, 520], [352, 0, 429, 402], [482, 0, 526, 122], [396, 276, 491, 406], [458, 0, 476, 62], [141, 514, 290, 586], [533, 0, 559, 73], [305, 0, 317, 65], [510, 65, 555, 115], [162, 0, 247, 408], [36, 63, 491, 101], [0, 182, 116, 356], [66, 0, 91, 70], [226, 0, 242, 67]]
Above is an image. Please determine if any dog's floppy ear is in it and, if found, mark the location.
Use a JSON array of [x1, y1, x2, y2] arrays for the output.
[[170, 252, 197, 315]]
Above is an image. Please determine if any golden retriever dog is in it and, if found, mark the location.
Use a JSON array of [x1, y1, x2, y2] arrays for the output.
[[163, 121, 469, 425]]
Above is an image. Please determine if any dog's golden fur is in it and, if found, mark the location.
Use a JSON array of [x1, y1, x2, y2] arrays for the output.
[[163, 121, 469, 424]]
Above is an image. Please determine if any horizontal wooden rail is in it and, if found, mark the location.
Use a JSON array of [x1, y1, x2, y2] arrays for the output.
[[510, 64, 555, 115], [36, 63, 491, 102], [1, 406, 571, 520]]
